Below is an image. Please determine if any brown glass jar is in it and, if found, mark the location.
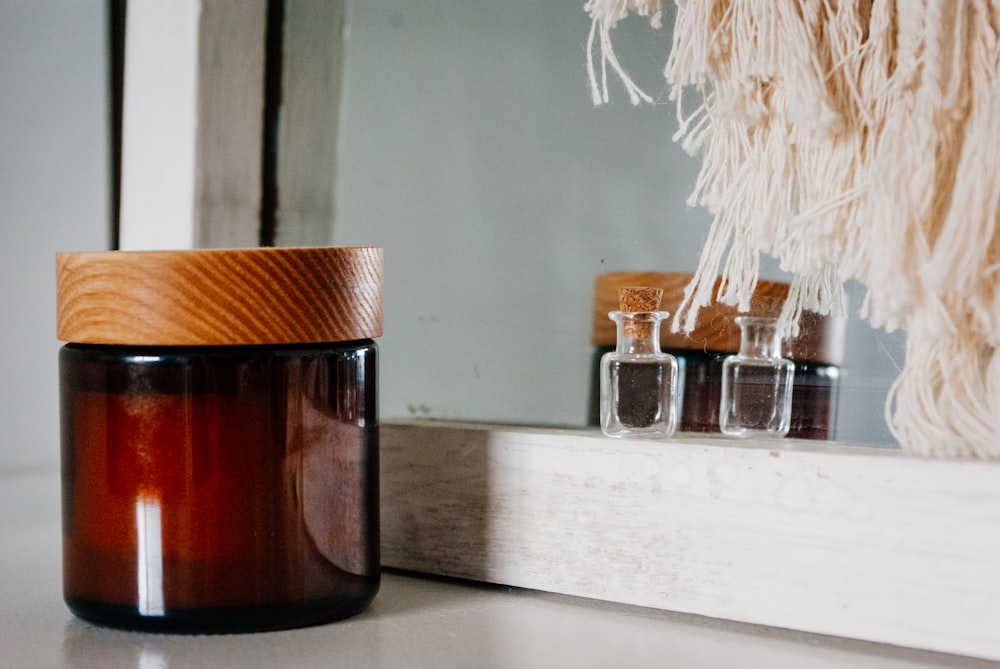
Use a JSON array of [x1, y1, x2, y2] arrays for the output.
[[56, 247, 383, 633], [588, 272, 845, 440]]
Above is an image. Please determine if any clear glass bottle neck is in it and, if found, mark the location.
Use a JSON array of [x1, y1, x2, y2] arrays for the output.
[[610, 311, 669, 355], [736, 317, 783, 359]]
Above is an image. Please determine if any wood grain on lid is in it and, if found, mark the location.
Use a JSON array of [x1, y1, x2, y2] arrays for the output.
[[592, 272, 845, 366], [56, 247, 383, 345]]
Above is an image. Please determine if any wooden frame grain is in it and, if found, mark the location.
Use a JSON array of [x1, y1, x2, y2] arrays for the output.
[[382, 420, 1000, 661]]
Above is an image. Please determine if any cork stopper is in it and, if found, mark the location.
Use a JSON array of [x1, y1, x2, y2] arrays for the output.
[[618, 286, 663, 313], [618, 286, 663, 339]]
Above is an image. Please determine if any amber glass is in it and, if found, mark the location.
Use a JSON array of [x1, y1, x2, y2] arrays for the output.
[[59, 341, 379, 633]]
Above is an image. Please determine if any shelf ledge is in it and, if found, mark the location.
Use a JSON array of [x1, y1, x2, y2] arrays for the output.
[[381, 419, 1000, 661]]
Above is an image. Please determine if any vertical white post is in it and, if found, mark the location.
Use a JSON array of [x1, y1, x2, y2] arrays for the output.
[[117, 0, 345, 249], [118, 0, 267, 250], [118, 0, 200, 250]]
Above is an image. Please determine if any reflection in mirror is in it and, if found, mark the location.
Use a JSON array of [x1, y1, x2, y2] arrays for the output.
[[330, 1, 904, 446]]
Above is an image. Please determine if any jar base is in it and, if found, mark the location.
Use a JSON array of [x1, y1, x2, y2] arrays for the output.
[[64, 578, 379, 634]]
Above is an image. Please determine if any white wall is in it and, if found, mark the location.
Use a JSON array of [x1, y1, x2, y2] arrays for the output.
[[0, 1, 109, 472]]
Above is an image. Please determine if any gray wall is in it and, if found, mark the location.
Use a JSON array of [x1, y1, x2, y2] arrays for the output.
[[332, 1, 904, 444], [0, 1, 109, 472]]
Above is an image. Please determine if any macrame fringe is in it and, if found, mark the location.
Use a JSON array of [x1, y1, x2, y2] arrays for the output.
[[588, 0, 1000, 458], [584, 0, 662, 105]]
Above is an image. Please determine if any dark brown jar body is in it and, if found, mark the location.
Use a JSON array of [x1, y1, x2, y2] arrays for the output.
[[59, 341, 379, 633]]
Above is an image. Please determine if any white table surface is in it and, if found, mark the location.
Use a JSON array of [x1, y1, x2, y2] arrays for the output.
[[2, 469, 996, 669]]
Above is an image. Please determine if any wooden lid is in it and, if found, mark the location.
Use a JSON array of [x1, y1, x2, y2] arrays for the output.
[[592, 272, 845, 366], [56, 247, 383, 345]]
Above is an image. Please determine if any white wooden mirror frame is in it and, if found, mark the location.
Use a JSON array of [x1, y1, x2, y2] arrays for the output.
[[118, 1, 1000, 660]]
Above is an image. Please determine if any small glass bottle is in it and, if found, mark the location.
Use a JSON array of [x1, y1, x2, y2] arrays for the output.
[[720, 316, 795, 438], [600, 287, 679, 438]]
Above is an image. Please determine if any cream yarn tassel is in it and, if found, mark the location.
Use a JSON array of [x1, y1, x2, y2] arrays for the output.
[[588, 0, 1000, 458], [585, 0, 661, 105]]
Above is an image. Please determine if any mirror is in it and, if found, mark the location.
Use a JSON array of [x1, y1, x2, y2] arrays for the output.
[[329, 1, 905, 446]]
